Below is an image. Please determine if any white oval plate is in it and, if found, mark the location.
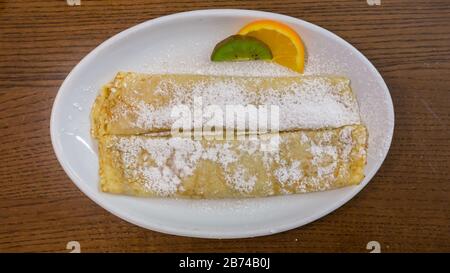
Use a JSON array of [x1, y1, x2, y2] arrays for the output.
[[51, 9, 394, 239]]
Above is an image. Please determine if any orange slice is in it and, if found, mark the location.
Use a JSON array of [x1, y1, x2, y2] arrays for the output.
[[238, 20, 305, 73]]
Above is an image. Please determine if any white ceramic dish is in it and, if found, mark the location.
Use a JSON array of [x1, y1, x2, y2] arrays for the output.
[[50, 9, 394, 239]]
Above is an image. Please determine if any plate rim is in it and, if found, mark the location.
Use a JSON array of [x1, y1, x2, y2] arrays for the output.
[[50, 9, 395, 239]]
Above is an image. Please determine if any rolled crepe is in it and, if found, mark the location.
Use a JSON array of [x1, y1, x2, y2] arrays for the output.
[[91, 72, 361, 137], [98, 125, 367, 198]]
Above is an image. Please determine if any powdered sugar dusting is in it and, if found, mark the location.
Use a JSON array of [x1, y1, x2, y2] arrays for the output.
[[109, 74, 361, 132], [113, 135, 277, 195], [274, 160, 303, 186], [108, 125, 364, 197]]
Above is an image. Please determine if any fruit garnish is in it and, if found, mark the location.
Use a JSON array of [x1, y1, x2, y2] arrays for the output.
[[210, 35, 273, 62], [238, 20, 305, 73]]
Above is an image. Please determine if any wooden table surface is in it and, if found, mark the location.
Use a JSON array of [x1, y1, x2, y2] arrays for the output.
[[1, 0, 449, 253]]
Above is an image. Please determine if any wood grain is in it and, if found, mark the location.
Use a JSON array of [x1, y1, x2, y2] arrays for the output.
[[0, 0, 449, 252]]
